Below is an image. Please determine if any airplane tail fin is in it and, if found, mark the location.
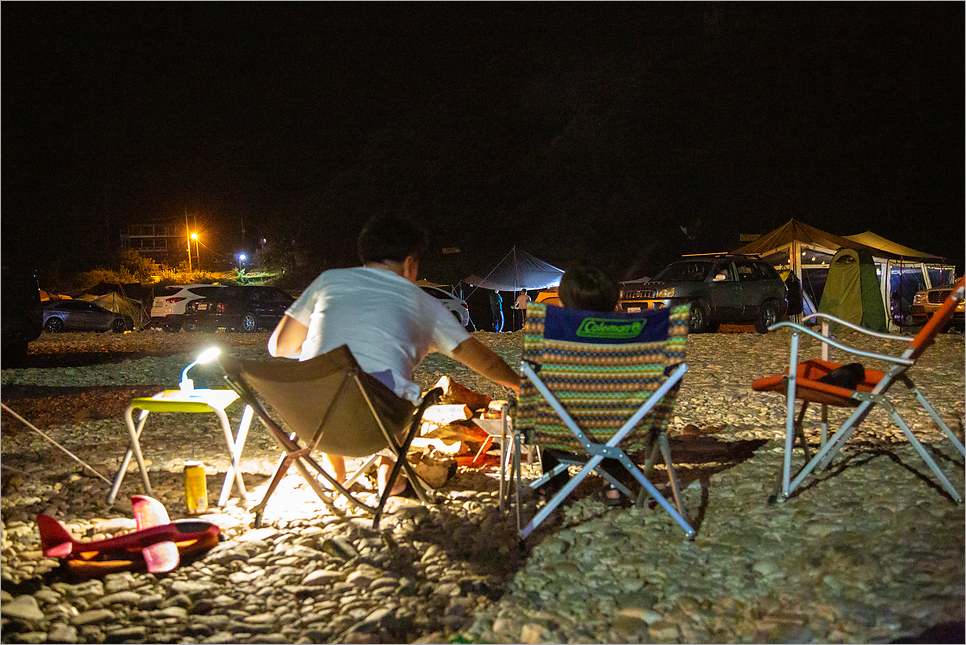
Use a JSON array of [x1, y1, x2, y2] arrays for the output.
[[36, 514, 76, 558], [131, 495, 170, 530]]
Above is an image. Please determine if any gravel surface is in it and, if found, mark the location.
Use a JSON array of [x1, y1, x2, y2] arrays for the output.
[[1, 326, 963, 643]]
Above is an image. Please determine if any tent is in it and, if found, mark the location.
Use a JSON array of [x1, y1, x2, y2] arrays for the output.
[[733, 219, 957, 330], [817, 248, 888, 332], [464, 247, 565, 291], [77, 291, 150, 330]]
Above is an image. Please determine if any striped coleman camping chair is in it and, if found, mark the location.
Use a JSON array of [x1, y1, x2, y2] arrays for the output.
[[752, 277, 965, 503], [509, 302, 696, 540]]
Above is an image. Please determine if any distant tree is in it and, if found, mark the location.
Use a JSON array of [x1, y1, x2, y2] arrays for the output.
[[118, 250, 160, 282]]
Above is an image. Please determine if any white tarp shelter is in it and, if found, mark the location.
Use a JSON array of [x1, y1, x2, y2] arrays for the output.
[[733, 219, 956, 330], [464, 247, 565, 292]]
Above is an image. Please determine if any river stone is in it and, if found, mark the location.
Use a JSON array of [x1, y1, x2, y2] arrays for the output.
[[3, 595, 45, 621]]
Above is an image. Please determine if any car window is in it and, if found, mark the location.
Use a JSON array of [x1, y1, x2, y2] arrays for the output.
[[188, 286, 223, 298], [712, 262, 737, 282], [654, 262, 712, 282], [735, 262, 764, 282], [271, 289, 294, 304]]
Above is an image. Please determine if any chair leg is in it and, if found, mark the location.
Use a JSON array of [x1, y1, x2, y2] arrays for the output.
[[908, 383, 966, 458], [636, 433, 661, 506], [883, 401, 963, 503], [520, 455, 602, 539], [657, 433, 689, 523], [252, 451, 299, 528]]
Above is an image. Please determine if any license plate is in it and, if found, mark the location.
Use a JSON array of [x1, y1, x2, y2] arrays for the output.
[[627, 307, 641, 312], [197, 303, 208, 311]]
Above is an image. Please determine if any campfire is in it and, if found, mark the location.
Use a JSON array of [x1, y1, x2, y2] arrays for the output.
[[409, 376, 509, 487]]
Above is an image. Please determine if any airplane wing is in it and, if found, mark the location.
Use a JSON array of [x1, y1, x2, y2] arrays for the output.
[[131, 495, 180, 573]]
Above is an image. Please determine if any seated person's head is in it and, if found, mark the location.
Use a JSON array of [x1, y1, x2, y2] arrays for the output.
[[358, 215, 427, 265], [559, 263, 619, 312]]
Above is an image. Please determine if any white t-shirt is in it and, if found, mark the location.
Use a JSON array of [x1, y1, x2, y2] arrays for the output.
[[286, 267, 471, 404]]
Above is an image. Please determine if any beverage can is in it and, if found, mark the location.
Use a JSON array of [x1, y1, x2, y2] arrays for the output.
[[184, 461, 208, 514]]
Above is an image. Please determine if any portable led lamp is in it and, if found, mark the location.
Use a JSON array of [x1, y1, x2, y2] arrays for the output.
[[180, 347, 222, 392]]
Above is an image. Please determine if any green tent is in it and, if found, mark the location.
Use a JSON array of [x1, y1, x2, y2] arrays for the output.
[[818, 248, 887, 332]]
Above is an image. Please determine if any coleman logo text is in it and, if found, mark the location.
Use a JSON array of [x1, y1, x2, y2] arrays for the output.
[[576, 318, 644, 339]]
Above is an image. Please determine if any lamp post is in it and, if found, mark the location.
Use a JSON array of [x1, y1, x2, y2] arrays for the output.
[[190, 233, 200, 271], [186, 231, 193, 272]]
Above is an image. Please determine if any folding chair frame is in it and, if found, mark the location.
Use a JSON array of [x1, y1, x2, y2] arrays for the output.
[[220, 364, 442, 530], [759, 279, 965, 503], [513, 361, 695, 540]]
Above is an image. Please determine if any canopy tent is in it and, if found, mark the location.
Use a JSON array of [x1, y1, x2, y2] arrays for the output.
[[733, 219, 956, 330], [842, 231, 947, 261], [464, 247, 565, 292]]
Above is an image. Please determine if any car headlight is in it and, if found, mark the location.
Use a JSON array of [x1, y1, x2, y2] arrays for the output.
[[657, 288, 675, 298], [912, 293, 927, 305]]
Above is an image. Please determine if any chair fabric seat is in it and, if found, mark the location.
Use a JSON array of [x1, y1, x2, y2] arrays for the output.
[[752, 359, 886, 408], [218, 344, 441, 530]]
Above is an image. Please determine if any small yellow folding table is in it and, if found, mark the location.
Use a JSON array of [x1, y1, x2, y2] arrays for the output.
[[107, 388, 254, 508]]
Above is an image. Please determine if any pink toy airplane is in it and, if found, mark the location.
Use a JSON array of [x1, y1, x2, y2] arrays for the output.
[[37, 495, 220, 578]]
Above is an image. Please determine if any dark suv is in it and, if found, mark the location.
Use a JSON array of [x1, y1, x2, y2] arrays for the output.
[[184, 286, 294, 333], [620, 255, 788, 333]]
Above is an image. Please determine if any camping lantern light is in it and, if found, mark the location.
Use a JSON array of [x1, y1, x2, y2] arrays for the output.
[[180, 347, 222, 392]]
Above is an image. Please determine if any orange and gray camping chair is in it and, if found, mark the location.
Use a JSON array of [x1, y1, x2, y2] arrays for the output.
[[218, 345, 442, 529], [509, 302, 696, 540], [753, 277, 964, 503]]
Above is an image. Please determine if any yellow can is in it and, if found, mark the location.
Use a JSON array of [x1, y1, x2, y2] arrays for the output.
[[184, 461, 208, 514]]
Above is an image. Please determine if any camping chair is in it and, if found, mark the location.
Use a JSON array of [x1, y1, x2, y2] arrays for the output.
[[509, 302, 696, 540], [218, 345, 442, 529], [752, 277, 965, 503]]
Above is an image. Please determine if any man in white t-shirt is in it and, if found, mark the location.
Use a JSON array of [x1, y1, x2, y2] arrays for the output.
[[269, 215, 521, 496]]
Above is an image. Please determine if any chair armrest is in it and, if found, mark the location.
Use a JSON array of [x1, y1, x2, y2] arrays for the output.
[[768, 321, 914, 366], [799, 313, 915, 342]]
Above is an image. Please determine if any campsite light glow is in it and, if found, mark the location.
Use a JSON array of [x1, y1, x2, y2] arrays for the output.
[[180, 347, 222, 392]]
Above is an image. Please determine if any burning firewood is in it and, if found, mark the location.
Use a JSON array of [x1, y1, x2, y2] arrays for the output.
[[432, 376, 492, 412]]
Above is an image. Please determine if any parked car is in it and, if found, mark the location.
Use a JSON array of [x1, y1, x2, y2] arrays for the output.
[[184, 286, 295, 333], [150, 284, 225, 331], [910, 284, 964, 330], [42, 299, 134, 333], [419, 285, 471, 327], [619, 254, 788, 333], [1, 264, 43, 362]]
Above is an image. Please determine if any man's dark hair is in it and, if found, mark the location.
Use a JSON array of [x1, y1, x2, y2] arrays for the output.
[[559, 262, 620, 312], [357, 215, 428, 264]]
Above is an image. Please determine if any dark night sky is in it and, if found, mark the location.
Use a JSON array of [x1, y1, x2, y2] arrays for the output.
[[3, 3, 963, 283]]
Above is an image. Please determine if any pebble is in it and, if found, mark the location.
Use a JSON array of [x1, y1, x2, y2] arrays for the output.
[[0, 329, 962, 643]]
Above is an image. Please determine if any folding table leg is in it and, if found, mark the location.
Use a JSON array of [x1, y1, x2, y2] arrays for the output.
[[217, 405, 253, 507], [107, 408, 150, 505]]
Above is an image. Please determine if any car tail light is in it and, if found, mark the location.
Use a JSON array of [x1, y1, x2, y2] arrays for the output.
[[166, 297, 187, 303], [215, 302, 228, 313]]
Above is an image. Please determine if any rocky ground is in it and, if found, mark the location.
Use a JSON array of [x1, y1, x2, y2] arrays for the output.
[[1, 326, 963, 644]]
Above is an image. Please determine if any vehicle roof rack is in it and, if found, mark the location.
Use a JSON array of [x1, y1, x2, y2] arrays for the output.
[[679, 252, 762, 258]]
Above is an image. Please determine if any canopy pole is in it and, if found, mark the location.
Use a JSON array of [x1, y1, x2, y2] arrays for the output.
[[464, 247, 515, 300]]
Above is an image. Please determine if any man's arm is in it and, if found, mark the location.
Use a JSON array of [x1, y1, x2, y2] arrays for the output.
[[268, 313, 309, 359], [448, 337, 521, 394]]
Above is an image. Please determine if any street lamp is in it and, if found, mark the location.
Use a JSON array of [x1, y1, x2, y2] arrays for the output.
[[190, 233, 200, 271]]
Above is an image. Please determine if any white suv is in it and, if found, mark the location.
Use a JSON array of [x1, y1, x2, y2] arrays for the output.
[[150, 284, 224, 331], [420, 285, 471, 327]]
